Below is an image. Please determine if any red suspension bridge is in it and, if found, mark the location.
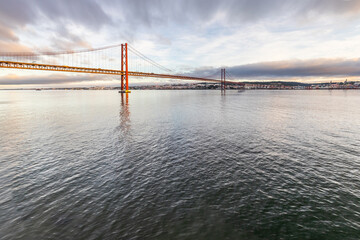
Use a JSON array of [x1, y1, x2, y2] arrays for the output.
[[0, 43, 243, 92]]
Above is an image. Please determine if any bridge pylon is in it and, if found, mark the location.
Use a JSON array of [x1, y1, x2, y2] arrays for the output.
[[221, 68, 226, 91], [119, 43, 131, 93]]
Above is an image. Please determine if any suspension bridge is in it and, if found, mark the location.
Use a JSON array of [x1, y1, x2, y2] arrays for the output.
[[0, 43, 243, 92]]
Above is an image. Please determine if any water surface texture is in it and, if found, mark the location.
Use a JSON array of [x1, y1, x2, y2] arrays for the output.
[[0, 90, 359, 240]]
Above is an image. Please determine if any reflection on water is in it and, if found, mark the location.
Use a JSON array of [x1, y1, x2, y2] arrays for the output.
[[0, 90, 359, 240], [120, 93, 130, 133]]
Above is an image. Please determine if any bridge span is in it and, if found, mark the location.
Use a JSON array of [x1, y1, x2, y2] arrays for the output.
[[0, 43, 243, 92]]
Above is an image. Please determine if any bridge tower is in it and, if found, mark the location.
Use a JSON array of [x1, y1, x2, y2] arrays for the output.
[[221, 68, 226, 91], [120, 43, 131, 93]]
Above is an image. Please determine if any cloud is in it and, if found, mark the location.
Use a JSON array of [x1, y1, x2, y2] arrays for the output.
[[0, 0, 112, 30], [0, 0, 360, 49], [35, 0, 112, 30], [106, 0, 360, 29], [0, 0, 35, 28], [300, 0, 360, 16], [0, 25, 19, 42], [0, 0, 112, 50], [1, 0, 360, 44], [0, 41, 33, 52], [189, 58, 360, 80], [48, 25, 92, 50]]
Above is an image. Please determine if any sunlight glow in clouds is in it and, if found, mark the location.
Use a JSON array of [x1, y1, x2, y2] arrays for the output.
[[1, 0, 360, 88]]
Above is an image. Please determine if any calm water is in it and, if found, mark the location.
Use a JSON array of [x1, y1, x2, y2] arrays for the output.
[[0, 90, 359, 240]]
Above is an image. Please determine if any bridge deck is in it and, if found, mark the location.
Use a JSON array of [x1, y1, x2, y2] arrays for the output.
[[0, 61, 227, 83]]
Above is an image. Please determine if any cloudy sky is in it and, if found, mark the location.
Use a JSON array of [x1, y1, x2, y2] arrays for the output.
[[1, 0, 360, 88]]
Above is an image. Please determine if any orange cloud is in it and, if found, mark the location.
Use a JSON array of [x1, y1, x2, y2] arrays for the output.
[[0, 41, 33, 52], [0, 25, 18, 41]]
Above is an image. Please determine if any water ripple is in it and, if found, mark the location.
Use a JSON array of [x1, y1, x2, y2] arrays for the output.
[[0, 90, 359, 240]]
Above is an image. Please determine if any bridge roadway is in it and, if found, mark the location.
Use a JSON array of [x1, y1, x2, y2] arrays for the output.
[[0, 61, 229, 83]]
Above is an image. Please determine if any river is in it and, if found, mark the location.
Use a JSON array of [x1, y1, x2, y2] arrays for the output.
[[0, 90, 359, 239]]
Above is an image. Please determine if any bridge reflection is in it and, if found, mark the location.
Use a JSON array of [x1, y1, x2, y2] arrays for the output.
[[119, 93, 130, 134]]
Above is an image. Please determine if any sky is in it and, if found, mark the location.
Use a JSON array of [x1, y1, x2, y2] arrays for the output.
[[1, 0, 360, 88]]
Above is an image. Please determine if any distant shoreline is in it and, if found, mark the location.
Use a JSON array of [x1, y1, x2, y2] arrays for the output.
[[1, 80, 359, 91], [1, 88, 359, 91]]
